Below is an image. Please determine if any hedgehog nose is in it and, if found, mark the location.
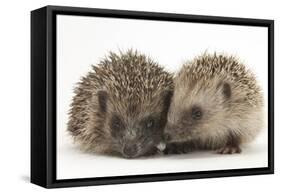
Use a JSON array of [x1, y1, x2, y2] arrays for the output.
[[122, 145, 137, 158]]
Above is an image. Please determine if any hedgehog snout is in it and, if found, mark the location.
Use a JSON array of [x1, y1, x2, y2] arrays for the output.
[[122, 143, 138, 159]]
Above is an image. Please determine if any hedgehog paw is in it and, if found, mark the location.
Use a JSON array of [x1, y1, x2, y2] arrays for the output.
[[216, 146, 241, 154]]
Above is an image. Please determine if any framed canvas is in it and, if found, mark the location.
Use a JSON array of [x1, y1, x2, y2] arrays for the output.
[[31, 5, 274, 188]]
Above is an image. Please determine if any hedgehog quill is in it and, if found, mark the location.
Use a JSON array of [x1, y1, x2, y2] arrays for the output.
[[163, 53, 264, 154], [67, 50, 174, 158]]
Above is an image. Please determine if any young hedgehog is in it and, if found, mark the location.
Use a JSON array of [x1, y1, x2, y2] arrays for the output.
[[67, 50, 173, 158], [163, 53, 264, 154]]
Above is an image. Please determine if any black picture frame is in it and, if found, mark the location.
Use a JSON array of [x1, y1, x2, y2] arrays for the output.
[[31, 5, 274, 188]]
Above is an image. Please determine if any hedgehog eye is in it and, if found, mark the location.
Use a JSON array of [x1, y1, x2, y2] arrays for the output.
[[113, 121, 121, 129], [146, 119, 154, 129], [141, 117, 155, 130], [191, 106, 203, 120]]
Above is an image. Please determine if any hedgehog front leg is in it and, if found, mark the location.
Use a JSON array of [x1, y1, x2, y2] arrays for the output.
[[216, 132, 242, 154]]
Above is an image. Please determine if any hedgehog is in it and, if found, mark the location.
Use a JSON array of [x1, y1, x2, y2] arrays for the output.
[[67, 50, 174, 158], [162, 53, 264, 154]]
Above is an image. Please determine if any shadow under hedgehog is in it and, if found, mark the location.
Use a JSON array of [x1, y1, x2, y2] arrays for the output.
[[163, 53, 264, 155], [67, 50, 174, 158]]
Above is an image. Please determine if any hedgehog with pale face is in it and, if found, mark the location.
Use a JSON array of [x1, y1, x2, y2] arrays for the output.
[[68, 50, 173, 158], [163, 53, 264, 154]]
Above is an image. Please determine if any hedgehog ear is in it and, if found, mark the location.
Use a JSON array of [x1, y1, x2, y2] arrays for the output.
[[219, 82, 231, 99], [97, 90, 108, 113]]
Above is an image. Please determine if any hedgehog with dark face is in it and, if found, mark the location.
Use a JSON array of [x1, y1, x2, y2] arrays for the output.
[[163, 53, 264, 154], [67, 50, 173, 158]]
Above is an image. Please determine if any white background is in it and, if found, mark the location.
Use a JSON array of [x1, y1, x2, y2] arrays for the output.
[[0, 0, 279, 193], [57, 15, 268, 179]]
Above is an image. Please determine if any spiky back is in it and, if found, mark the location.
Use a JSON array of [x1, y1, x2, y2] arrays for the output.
[[177, 53, 263, 107], [89, 50, 173, 104]]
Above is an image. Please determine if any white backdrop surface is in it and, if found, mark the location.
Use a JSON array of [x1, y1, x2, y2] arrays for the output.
[[0, 0, 279, 193], [57, 15, 268, 179]]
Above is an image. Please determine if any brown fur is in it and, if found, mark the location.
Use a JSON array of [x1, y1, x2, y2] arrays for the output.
[[164, 53, 264, 154], [68, 50, 173, 158]]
